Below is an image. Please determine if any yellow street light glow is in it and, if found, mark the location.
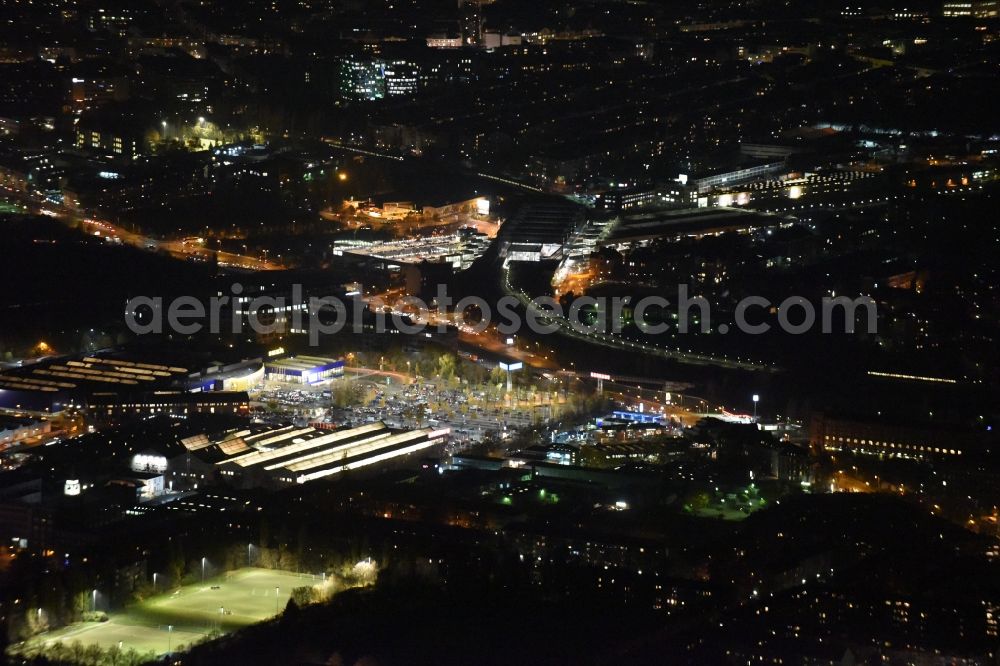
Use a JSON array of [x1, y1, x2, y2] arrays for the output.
[[867, 371, 957, 384]]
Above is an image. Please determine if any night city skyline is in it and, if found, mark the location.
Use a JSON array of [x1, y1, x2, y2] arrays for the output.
[[1, 0, 999, 664]]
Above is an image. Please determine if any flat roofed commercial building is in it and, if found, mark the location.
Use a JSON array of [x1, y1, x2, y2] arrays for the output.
[[0, 415, 51, 450], [498, 202, 586, 262], [341, 230, 491, 271], [0, 355, 192, 413], [187, 360, 264, 393], [209, 421, 448, 486], [0, 353, 265, 414], [809, 413, 986, 461], [0, 356, 187, 391], [691, 162, 786, 193], [601, 208, 782, 249], [87, 391, 250, 423], [264, 355, 345, 384]]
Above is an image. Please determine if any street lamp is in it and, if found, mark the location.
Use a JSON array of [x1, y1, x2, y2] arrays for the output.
[[201, 556, 207, 582], [499, 361, 522, 395], [167, 624, 173, 653], [153, 572, 159, 591], [752, 394, 759, 423], [92, 589, 97, 612], [275, 587, 280, 614], [247, 543, 253, 567]]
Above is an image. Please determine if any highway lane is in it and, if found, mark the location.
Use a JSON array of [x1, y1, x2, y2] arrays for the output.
[[1, 185, 281, 271], [500, 265, 778, 373]]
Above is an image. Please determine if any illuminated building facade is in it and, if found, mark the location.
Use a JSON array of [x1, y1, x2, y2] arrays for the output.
[[87, 391, 250, 423], [384, 60, 420, 96], [341, 57, 423, 100], [196, 421, 449, 487], [264, 355, 345, 384], [691, 162, 787, 194], [943, 0, 999, 16], [810, 413, 977, 461], [0, 416, 51, 450]]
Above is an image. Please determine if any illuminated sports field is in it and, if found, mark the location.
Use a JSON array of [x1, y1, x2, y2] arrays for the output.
[[29, 568, 318, 655]]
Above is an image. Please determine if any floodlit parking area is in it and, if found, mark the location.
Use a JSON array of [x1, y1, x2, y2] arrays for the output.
[[253, 373, 568, 445], [333, 382, 563, 447], [25, 568, 316, 656]]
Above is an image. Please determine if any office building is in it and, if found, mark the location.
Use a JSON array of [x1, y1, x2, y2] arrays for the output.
[[943, 0, 998, 16]]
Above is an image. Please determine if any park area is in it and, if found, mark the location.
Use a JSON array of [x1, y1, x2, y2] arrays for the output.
[[21, 568, 319, 657]]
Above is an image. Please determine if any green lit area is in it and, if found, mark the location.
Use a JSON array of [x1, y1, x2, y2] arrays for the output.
[[0, 200, 25, 214], [496, 484, 561, 507], [20, 568, 316, 658], [683, 483, 768, 521]]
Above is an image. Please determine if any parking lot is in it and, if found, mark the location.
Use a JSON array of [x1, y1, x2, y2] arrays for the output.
[[250, 370, 574, 448]]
